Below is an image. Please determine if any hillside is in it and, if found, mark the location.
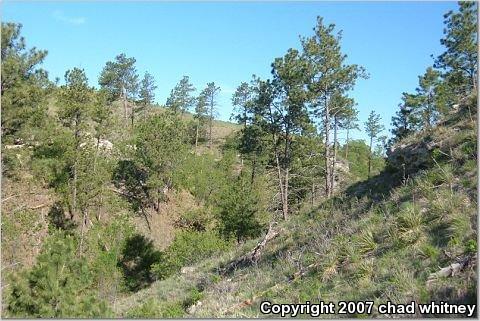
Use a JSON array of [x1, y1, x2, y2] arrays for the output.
[[1, 111, 240, 266], [2, 2, 477, 318], [113, 98, 477, 318]]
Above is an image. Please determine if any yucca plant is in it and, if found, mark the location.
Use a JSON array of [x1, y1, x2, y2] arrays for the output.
[[396, 203, 426, 246], [447, 213, 473, 246], [354, 258, 375, 286], [356, 229, 378, 255]]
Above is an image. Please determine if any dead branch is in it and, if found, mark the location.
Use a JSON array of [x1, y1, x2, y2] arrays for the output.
[[221, 223, 279, 275], [29, 203, 48, 210], [427, 254, 476, 286]]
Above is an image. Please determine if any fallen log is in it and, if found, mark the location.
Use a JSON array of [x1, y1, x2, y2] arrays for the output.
[[427, 254, 476, 286], [221, 222, 279, 275]]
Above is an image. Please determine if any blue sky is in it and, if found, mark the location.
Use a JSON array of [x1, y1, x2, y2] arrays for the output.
[[2, 1, 457, 143]]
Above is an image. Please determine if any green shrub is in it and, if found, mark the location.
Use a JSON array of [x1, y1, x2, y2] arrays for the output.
[[85, 213, 135, 297], [152, 230, 231, 279], [464, 239, 477, 254], [160, 302, 185, 318], [175, 207, 216, 231], [126, 298, 162, 318], [182, 287, 204, 309], [419, 243, 440, 261]]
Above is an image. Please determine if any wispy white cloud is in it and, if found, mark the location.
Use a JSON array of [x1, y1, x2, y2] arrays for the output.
[[52, 10, 86, 26], [218, 84, 236, 96]]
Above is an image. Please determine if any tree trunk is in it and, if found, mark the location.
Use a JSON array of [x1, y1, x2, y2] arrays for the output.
[[267, 102, 287, 220], [283, 128, 291, 220], [330, 116, 338, 193], [209, 99, 213, 149], [195, 119, 199, 154], [271, 131, 286, 220], [79, 209, 88, 255], [93, 136, 100, 173], [251, 154, 257, 185], [345, 128, 350, 159], [368, 136, 373, 178], [131, 106, 135, 128], [283, 167, 289, 220], [243, 108, 247, 129], [122, 85, 128, 121], [311, 182, 315, 206], [72, 164, 77, 218], [324, 93, 331, 197], [274, 149, 286, 220], [72, 116, 80, 220], [221, 223, 279, 275]]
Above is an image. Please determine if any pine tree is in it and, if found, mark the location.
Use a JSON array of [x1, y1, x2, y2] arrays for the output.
[[134, 112, 188, 217], [6, 232, 110, 318], [98, 53, 139, 121], [200, 82, 221, 149], [342, 106, 359, 159], [57, 68, 93, 222], [193, 94, 208, 152], [166, 75, 195, 114], [231, 81, 253, 128], [1, 22, 50, 141], [406, 67, 442, 129], [137, 72, 157, 120], [364, 110, 384, 178], [435, 1, 478, 97], [302, 17, 367, 197], [237, 76, 271, 184], [270, 48, 311, 219], [329, 92, 355, 192], [390, 101, 415, 144], [217, 172, 263, 243]]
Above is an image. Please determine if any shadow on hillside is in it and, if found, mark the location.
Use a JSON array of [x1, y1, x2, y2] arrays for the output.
[[47, 202, 77, 232], [118, 234, 162, 292], [343, 167, 403, 202]]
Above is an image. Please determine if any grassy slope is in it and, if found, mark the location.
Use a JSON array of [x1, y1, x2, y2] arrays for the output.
[[115, 103, 477, 318]]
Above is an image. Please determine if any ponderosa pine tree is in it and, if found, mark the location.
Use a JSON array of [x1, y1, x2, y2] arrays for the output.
[[231, 82, 253, 128], [342, 105, 360, 159], [57, 68, 106, 252], [1, 22, 50, 141], [217, 171, 263, 243], [390, 100, 416, 145], [166, 75, 196, 114], [270, 48, 310, 219], [98, 53, 138, 122], [302, 17, 367, 197], [237, 76, 271, 184], [134, 112, 188, 216], [57, 68, 93, 222], [200, 82, 221, 149], [6, 232, 110, 318], [364, 110, 384, 178], [137, 72, 157, 120], [435, 1, 478, 97], [407, 67, 442, 129], [91, 90, 112, 172], [194, 94, 208, 152], [328, 92, 355, 191]]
